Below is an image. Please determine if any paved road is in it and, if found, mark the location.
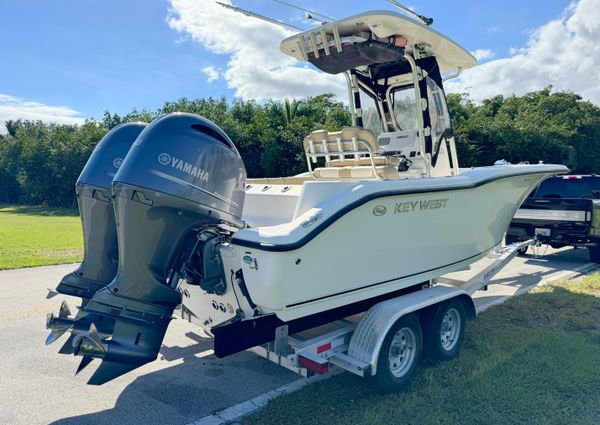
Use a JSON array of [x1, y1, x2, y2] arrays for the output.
[[0, 247, 596, 425]]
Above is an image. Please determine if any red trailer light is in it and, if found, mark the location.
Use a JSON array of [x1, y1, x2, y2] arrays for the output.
[[563, 175, 582, 179], [299, 355, 330, 375], [317, 342, 332, 354]]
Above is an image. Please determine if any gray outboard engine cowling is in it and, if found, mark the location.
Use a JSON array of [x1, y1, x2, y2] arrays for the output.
[[65, 113, 246, 385], [56, 122, 146, 301]]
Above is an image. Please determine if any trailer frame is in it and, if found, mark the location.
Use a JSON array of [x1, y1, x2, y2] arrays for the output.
[[249, 239, 534, 388]]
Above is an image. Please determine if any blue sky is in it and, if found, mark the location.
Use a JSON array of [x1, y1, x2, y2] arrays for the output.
[[1, 0, 598, 130]]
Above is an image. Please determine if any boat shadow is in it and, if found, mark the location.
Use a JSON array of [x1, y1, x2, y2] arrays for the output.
[[48, 331, 297, 425]]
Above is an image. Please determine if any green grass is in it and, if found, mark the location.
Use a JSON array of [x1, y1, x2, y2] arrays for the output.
[[245, 275, 600, 425], [0, 204, 83, 270]]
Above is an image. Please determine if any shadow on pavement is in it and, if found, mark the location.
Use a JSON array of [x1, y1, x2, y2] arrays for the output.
[[49, 331, 296, 425]]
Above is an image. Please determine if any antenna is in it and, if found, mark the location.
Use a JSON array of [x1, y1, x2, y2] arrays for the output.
[[303, 11, 327, 25], [386, 0, 433, 26], [216, 2, 303, 32], [272, 0, 334, 22]]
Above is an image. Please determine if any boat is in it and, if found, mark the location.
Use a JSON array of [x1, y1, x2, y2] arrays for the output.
[[45, 7, 568, 385]]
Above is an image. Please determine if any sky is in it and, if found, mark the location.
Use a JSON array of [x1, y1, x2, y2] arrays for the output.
[[1, 0, 599, 133]]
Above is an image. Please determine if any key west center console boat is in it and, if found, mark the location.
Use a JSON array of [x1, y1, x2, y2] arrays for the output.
[[46, 8, 568, 385]]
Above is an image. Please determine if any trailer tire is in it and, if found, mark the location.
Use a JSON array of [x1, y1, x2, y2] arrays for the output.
[[423, 298, 465, 361], [368, 313, 422, 393], [589, 246, 600, 263]]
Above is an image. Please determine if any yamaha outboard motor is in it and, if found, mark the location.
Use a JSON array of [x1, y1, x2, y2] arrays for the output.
[[47, 113, 246, 384], [55, 122, 146, 301]]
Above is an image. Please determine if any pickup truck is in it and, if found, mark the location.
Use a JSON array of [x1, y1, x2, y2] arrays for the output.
[[506, 175, 600, 262]]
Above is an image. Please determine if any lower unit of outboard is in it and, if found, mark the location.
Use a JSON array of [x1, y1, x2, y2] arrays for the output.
[[47, 113, 246, 384]]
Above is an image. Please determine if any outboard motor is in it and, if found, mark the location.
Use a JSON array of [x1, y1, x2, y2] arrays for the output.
[[55, 122, 146, 302], [47, 113, 246, 384]]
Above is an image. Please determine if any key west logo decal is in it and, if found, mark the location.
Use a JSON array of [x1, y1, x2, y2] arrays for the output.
[[373, 198, 449, 216], [157, 153, 209, 182], [394, 198, 449, 214]]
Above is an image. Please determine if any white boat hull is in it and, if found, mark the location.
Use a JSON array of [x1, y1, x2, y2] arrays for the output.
[[229, 165, 563, 322]]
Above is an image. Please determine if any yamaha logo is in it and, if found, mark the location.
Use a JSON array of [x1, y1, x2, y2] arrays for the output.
[[158, 153, 171, 165], [373, 205, 387, 216], [113, 157, 123, 169], [157, 152, 210, 182]]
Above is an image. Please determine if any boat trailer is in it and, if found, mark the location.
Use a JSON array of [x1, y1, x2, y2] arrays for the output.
[[246, 239, 534, 392]]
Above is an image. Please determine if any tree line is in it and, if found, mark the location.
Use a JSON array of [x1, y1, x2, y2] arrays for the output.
[[0, 88, 598, 208]]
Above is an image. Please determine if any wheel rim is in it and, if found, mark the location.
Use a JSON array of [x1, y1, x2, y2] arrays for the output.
[[440, 307, 461, 351], [388, 327, 417, 377]]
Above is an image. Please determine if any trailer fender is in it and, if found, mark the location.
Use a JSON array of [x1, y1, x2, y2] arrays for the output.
[[347, 285, 472, 376], [455, 294, 476, 322]]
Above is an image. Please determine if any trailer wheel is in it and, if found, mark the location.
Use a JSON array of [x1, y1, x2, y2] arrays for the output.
[[369, 313, 422, 393], [588, 247, 600, 263], [423, 298, 466, 361]]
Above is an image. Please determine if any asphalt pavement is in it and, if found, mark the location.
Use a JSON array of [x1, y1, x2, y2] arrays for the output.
[[0, 246, 596, 425]]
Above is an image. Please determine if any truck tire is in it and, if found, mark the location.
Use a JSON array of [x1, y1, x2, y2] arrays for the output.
[[589, 247, 600, 263], [368, 313, 422, 393], [423, 298, 466, 361]]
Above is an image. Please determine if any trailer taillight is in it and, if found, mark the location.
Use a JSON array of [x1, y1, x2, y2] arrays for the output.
[[317, 342, 332, 354], [299, 355, 329, 374], [563, 175, 582, 179]]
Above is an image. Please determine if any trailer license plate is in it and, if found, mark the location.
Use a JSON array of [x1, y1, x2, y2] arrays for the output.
[[535, 228, 551, 237]]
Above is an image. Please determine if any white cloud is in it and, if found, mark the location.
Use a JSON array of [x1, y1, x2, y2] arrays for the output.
[[0, 94, 85, 134], [166, 0, 346, 101], [470, 49, 495, 61], [202, 65, 220, 82], [446, 0, 600, 104]]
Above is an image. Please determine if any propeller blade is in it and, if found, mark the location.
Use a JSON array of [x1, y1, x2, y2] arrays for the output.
[[72, 334, 83, 356], [45, 329, 69, 345], [87, 323, 104, 352], [46, 288, 59, 299], [45, 312, 54, 329], [59, 300, 72, 318], [72, 323, 106, 356], [75, 355, 94, 375]]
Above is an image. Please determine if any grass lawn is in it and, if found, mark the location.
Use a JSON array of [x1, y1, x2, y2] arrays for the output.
[[245, 275, 600, 425], [0, 204, 83, 270]]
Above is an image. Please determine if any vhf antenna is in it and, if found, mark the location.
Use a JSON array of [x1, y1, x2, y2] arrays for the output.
[[216, 2, 303, 32], [386, 0, 433, 26], [272, 0, 334, 24]]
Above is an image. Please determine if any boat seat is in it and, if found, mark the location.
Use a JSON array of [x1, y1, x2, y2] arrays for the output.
[[303, 127, 384, 164], [313, 165, 399, 180], [325, 157, 388, 167], [304, 127, 396, 179]]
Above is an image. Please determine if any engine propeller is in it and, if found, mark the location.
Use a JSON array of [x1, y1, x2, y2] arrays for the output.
[[72, 323, 106, 357], [45, 300, 73, 345]]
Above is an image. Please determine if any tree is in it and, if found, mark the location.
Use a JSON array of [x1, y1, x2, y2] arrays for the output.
[[4, 119, 23, 137], [1, 89, 598, 208]]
